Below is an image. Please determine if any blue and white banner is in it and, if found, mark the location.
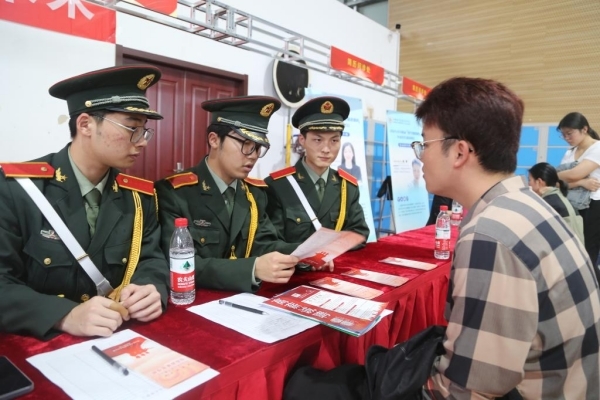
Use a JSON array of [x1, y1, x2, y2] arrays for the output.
[[386, 111, 430, 233]]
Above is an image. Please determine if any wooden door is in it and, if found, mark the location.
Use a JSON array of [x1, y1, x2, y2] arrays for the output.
[[121, 56, 246, 181]]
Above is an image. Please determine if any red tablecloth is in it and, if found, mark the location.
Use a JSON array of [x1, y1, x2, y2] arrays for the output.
[[0, 225, 456, 400]]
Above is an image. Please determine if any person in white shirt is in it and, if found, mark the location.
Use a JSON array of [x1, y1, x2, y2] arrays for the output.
[[557, 112, 600, 270]]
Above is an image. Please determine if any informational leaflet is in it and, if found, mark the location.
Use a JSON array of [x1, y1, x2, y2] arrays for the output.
[[310, 277, 383, 299], [341, 268, 409, 287], [379, 257, 438, 271], [27, 329, 218, 400], [291, 228, 365, 268], [263, 285, 388, 336]]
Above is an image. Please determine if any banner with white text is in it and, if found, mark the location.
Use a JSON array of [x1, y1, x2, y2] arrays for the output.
[[386, 111, 430, 233]]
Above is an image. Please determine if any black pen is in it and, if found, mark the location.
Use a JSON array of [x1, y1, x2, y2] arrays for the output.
[[218, 300, 267, 315], [91, 345, 129, 376]]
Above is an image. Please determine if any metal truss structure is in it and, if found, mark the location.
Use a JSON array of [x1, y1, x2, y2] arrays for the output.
[[92, 0, 415, 102]]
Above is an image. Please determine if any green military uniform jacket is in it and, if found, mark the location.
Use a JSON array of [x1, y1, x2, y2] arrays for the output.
[[0, 145, 169, 340], [155, 159, 297, 293], [264, 160, 369, 244]]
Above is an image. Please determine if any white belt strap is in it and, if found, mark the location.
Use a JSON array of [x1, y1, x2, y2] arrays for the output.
[[16, 178, 113, 296], [286, 175, 322, 231]]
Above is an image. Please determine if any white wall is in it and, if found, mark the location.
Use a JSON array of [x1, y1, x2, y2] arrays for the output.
[[0, 20, 115, 161], [1, 0, 399, 177]]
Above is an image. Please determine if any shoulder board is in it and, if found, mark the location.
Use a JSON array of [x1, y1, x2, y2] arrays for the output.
[[269, 166, 296, 180], [337, 168, 358, 186], [244, 177, 267, 187], [164, 172, 198, 189], [115, 173, 154, 195], [0, 162, 55, 178]]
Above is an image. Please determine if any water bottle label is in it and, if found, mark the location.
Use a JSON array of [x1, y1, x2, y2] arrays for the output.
[[450, 212, 462, 221], [435, 238, 450, 251], [170, 257, 195, 293]]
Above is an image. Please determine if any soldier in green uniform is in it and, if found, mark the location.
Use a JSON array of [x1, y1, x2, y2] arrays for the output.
[[264, 96, 369, 262], [0, 65, 169, 340], [155, 96, 299, 293]]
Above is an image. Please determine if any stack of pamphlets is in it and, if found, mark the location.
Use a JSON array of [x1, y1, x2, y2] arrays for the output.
[[263, 285, 388, 337]]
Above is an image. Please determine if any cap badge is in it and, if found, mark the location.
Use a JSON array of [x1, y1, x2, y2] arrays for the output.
[[137, 74, 155, 90], [321, 101, 334, 114], [55, 168, 67, 183], [260, 103, 275, 117]]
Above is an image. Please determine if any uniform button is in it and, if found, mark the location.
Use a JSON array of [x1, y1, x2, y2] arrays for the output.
[[200, 238, 205, 244], [44, 258, 51, 265], [85, 100, 92, 107], [296, 218, 301, 223], [123, 178, 129, 183], [41, 166, 48, 172], [122, 258, 127, 264], [81, 294, 90, 302]]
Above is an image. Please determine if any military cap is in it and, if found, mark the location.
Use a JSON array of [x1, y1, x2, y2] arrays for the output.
[[202, 96, 281, 147], [292, 96, 350, 132], [49, 65, 163, 120]]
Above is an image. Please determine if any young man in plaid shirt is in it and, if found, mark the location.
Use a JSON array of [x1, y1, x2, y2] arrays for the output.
[[413, 77, 600, 399]]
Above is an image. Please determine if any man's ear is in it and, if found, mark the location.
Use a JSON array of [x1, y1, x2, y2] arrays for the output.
[[76, 113, 94, 138], [207, 131, 221, 149], [298, 133, 306, 147], [454, 140, 472, 167]]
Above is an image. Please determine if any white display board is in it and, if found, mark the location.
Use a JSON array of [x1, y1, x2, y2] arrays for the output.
[[386, 111, 430, 233]]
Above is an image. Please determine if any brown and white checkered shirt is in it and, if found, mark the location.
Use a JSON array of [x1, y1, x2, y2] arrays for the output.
[[425, 176, 600, 399]]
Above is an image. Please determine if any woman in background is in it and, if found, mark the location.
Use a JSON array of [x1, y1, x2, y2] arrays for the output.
[[556, 112, 600, 266], [529, 162, 584, 243], [339, 142, 362, 181]]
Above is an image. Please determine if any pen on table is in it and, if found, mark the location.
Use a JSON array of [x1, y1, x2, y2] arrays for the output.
[[218, 299, 268, 315], [91, 345, 129, 376]]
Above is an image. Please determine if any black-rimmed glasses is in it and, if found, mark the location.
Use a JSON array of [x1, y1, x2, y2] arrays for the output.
[[226, 134, 268, 158], [411, 137, 460, 160], [96, 116, 155, 144]]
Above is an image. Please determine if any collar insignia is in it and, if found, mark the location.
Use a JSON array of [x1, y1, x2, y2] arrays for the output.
[[55, 168, 67, 183], [202, 180, 211, 191], [297, 173, 305, 180], [112, 181, 119, 192], [331, 175, 338, 182], [40, 229, 60, 240]]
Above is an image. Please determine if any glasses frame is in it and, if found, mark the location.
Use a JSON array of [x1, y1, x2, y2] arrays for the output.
[[95, 115, 155, 144], [411, 136, 460, 160], [226, 134, 268, 158]]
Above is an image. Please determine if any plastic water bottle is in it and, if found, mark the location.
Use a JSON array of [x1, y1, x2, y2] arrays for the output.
[[170, 218, 195, 305], [450, 200, 463, 226], [434, 205, 451, 260]]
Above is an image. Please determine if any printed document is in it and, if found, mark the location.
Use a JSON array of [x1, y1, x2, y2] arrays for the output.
[[187, 293, 319, 343], [27, 329, 218, 400]]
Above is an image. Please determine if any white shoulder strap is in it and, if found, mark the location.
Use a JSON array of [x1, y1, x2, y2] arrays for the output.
[[285, 175, 322, 231], [16, 178, 114, 296]]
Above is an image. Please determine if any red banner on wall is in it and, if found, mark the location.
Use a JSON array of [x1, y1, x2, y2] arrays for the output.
[[330, 46, 385, 86], [125, 0, 177, 16], [0, 0, 116, 43], [401, 77, 431, 100]]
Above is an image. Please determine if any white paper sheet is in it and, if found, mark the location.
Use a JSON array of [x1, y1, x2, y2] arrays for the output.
[[187, 293, 319, 343], [27, 329, 219, 400]]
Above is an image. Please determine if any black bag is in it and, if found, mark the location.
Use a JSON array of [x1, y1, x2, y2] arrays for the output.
[[283, 325, 446, 400], [365, 325, 446, 400]]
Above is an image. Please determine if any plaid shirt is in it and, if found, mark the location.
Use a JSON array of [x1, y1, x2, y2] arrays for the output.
[[424, 176, 600, 399]]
